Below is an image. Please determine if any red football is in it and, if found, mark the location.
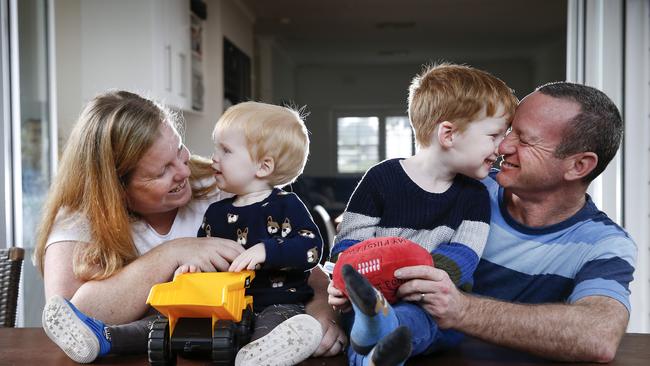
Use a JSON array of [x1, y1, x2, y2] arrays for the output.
[[332, 237, 434, 304]]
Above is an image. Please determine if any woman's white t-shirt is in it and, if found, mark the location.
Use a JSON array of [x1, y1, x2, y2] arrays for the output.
[[46, 187, 228, 255]]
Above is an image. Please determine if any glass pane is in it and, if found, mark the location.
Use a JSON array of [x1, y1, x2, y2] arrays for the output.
[[385, 116, 413, 159], [18, 0, 51, 327], [337, 117, 379, 173]]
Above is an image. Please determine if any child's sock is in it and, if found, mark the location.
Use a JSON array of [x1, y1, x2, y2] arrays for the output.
[[42, 295, 112, 363], [365, 326, 412, 366], [342, 264, 398, 355]]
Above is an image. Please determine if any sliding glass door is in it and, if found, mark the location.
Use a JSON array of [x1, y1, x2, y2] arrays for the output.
[[2, 0, 56, 327]]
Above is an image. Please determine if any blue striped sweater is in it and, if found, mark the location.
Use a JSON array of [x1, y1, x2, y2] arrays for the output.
[[474, 172, 636, 311], [330, 158, 491, 290]]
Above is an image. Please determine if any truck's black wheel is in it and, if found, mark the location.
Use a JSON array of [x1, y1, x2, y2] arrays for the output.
[[148, 318, 176, 366], [211, 320, 237, 366], [237, 306, 254, 346]]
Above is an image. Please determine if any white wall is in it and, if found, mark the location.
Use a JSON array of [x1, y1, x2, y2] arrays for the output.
[[54, 0, 80, 150], [182, 0, 254, 157]]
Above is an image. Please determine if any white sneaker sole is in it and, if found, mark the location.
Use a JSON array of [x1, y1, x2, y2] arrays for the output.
[[235, 314, 323, 366], [42, 295, 100, 363]]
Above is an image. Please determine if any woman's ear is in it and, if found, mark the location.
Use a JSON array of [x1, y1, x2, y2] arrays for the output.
[[563, 152, 598, 181], [256, 156, 275, 178], [436, 121, 455, 148]]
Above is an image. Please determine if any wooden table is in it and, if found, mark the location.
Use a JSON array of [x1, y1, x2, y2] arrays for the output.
[[1, 328, 648, 365]]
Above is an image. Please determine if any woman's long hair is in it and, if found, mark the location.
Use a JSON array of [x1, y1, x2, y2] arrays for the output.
[[34, 91, 214, 280]]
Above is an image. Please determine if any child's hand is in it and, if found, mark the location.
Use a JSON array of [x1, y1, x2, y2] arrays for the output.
[[228, 243, 266, 272], [174, 264, 200, 278], [327, 281, 351, 313]]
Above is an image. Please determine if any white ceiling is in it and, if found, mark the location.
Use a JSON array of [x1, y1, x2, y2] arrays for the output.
[[240, 0, 567, 43]]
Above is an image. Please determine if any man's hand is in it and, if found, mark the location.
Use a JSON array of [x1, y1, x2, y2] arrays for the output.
[[395, 265, 467, 328], [228, 243, 266, 272], [327, 281, 351, 313]]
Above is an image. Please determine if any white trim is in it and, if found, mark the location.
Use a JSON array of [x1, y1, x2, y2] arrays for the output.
[[47, 0, 57, 174], [624, 0, 650, 334], [1, 0, 13, 248], [566, 0, 585, 83], [582, 0, 624, 224], [9, 0, 22, 250]]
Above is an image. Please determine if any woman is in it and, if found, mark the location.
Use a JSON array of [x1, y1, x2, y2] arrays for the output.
[[34, 90, 345, 360]]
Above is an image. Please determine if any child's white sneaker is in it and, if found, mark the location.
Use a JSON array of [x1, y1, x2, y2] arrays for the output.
[[235, 314, 323, 366], [42, 295, 111, 363]]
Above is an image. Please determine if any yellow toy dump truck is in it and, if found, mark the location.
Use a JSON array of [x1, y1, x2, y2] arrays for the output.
[[146, 271, 255, 366]]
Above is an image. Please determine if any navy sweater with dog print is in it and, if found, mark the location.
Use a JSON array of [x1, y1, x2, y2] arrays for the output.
[[198, 188, 323, 311]]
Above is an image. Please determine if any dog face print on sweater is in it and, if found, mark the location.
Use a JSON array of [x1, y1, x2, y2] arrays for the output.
[[298, 229, 315, 239], [201, 217, 212, 237], [307, 247, 320, 264], [281, 218, 292, 238], [267, 216, 279, 235], [236, 227, 248, 246], [227, 213, 239, 223]]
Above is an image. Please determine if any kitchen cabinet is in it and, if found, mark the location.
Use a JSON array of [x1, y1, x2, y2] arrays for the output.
[[81, 0, 192, 111]]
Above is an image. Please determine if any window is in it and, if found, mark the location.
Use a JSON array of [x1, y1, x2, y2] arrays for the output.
[[337, 117, 379, 173], [336, 112, 414, 174]]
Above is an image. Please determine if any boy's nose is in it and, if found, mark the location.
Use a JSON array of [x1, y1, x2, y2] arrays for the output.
[[498, 139, 513, 155]]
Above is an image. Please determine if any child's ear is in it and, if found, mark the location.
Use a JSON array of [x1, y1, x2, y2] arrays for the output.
[[256, 156, 275, 178], [436, 121, 455, 148]]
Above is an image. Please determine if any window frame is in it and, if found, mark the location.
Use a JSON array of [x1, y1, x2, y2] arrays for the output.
[[333, 106, 414, 176]]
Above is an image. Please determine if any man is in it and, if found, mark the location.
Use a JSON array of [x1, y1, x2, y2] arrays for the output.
[[395, 82, 636, 362]]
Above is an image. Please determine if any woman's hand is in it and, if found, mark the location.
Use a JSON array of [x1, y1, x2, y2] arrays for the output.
[[394, 265, 468, 329]]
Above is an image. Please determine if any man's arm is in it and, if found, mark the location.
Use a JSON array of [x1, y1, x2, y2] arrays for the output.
[[395, 265, 628, 363], [457, 294, 628, 362]]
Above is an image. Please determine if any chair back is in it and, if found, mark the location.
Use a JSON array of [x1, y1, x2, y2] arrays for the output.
[[311, 205, 336, 264], [0, 247, 24, 327]]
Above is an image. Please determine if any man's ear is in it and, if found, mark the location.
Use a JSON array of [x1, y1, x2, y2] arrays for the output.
[[436, 121, 455, 148], [564, 152, 598, 181], [256, 156, 275, 178]]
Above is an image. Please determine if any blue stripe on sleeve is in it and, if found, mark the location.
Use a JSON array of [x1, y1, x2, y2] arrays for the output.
[[574, 257, 634, 292], [569, 278, 631, 312]]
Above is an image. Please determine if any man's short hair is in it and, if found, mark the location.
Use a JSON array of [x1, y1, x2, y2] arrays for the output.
[[214, 101, 309, 187], [537, 82, 623, 183], [407, 63, 518, 148]]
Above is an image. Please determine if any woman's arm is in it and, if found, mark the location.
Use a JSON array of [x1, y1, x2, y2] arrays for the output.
[[306, 266, 347, 357], [43, 237, 244, 324]]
